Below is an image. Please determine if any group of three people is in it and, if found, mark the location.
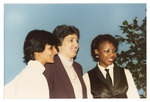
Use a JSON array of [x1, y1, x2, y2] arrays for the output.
[[4, 25, 139, 99]]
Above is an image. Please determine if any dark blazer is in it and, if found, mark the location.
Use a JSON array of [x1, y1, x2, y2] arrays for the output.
[[43, 55, 87, 98]]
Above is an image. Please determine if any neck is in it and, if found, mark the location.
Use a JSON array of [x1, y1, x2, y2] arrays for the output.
[[59, 52, 72, 61], [98, 62, 108, 68], [35, 59, 45, 66]]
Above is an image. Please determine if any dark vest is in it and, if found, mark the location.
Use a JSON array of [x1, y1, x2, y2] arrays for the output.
[[88, 65, 128, 98], [43, 56, 87, 98]]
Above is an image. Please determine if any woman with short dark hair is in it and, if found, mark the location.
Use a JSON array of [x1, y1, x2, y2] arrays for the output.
[[44, 25, 87, 98], [5, 30, 59, 99]]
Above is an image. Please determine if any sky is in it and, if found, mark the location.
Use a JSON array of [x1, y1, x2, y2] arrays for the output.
[[4, 4, 146, 83], [1, 1, 148, 100]]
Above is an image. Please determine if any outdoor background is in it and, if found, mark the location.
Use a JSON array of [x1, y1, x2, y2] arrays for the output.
[[4, 4, 146, 96]]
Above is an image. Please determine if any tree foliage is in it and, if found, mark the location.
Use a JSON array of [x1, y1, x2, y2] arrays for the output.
[[115, 17, 146, 98]]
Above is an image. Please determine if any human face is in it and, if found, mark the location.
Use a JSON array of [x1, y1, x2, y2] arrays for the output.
[[95, 41, 116, 68], [59, 34, 79, 61], [35, 44, 57, 65]]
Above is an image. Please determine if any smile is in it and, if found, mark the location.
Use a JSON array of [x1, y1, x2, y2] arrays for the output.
[[72, 48, 78, 52], [107, 58, 114, 62]]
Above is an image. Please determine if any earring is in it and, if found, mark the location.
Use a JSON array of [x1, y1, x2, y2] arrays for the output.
[[95, 54, 99, 58]]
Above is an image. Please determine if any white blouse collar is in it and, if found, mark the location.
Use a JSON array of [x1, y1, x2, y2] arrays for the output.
[[58, 52, 73, 68], [97, 62, 114, 70], [27, 60, 45, 73], [97, 62, 114, 76]]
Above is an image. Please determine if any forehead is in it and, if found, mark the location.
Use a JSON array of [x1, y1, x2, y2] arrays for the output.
[[98, 41, 116, 49], [64, 34, 78, 39]]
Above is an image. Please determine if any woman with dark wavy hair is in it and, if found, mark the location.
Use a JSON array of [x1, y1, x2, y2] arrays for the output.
[[83, 34, 139, 98], [5, 30, 59, 99]]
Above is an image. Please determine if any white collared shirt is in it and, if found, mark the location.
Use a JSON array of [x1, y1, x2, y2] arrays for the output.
[[58, 53, 83, 99], [4, 60, 49, 99], [98, 63, 114, 86]]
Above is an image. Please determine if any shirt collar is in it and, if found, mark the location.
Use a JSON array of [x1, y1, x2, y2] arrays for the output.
[[97, 62, 114, 70], [58, 52, 73, 68], [27, 60, 45, 73], [97, 62, 114, 76]]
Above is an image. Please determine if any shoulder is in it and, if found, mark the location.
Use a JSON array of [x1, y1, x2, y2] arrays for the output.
[[73, 61, 82, 68], [45, 63, 55, 69], [83, 73, 89, 79], [115, 64, 131, 75], [123, 68, 131, 73], [87, 66, 97, 74], [16, 65, 32, 78], [43, 63, 55, 77], [114, 64, 132, 77], [73, 61, 84, 75], [43, 60, 58, 77], [113, 64, 126, 72], [123, 68, 132, 77], [44, 56, 60, 71], [83, 73, 90, 84]]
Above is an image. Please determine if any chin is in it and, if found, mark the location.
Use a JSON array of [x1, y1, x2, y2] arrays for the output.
[[49, 60, 54, 63], [108, 63, 113, 66], [71, 56, 76, 59], [72, 53, 77, 57]]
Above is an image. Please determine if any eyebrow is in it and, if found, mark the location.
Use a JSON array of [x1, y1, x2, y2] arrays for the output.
[[68, 37, 78, 39], [103, 48, 116, 50]]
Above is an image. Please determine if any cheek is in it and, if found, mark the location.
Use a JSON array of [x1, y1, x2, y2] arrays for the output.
[[46, 50, 52, 56], [99, 52, 106, 58], [114, 53, 117, 58], [63, 44, 70, 51], [49, 51, 53, 55]]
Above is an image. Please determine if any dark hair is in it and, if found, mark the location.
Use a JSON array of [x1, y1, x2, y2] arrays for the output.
[[53, 25, 80, 45], [23, 30, 60, 64], [91, 34, 119, 62]]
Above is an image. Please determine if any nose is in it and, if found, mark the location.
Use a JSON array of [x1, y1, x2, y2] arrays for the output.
[[109, 51, 114, 57], [74, 40, 79, 48], [53, 47, 58, 55]]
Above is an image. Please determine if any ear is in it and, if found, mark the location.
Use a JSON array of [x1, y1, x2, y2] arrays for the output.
[[34, 52, 39, 56], [94, 49, 99, 55], [34, 52, 40, 60]]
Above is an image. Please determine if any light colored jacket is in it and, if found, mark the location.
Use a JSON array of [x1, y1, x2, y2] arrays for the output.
[[4, 60, 49, 99]]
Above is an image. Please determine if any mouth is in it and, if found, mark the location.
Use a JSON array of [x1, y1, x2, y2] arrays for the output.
[[107, 58, 114, 63], [72, 48, 78, 53]]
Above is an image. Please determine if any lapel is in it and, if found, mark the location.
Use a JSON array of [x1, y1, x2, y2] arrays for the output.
[[73, 63, 79, 79], [113, 65, 121, 90], [73, 63, 81, 82], [55, 56, 75, 97], [94, 66, 109, 86], [73, 63, 85, 97]]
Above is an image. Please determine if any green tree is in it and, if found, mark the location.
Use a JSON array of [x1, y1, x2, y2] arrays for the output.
[[115, 17, 146, 98]]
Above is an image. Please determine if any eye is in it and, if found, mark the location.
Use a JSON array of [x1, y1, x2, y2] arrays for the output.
[[69, 39, 73, 42], [113, 49, 116, 53], [104, 50, 109, 53], [76, 39, 79, 43], [49, 46, 53, 50]]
